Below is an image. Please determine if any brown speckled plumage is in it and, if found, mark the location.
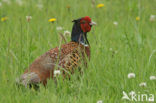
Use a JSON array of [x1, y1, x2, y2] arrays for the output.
[[17, 42, 90, 86]]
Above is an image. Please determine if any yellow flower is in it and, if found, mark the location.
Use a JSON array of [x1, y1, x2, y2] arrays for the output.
[[136, 16, 140, 21], [48, 18, 56, 22], [1, 17, 8, 22], [96, 4, 104, 8]]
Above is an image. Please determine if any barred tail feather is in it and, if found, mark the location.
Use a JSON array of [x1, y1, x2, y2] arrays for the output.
[[16, 72, 40, 88]]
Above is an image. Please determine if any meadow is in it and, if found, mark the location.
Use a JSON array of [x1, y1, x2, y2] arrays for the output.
[[0, 0, 156, 103]]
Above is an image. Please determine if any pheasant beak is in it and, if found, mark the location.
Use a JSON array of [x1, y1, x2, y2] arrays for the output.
[[89, 21, 97, 26]]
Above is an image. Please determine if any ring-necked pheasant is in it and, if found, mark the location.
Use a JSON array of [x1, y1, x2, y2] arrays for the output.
[[16, 16, 96, 87]]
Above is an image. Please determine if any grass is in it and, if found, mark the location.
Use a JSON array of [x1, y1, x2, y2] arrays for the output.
[[0, 0, 156, 103]]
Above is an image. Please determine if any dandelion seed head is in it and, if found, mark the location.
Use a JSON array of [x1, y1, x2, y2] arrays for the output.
[[149, 15, 155, 22], [113, 21, 118, 26], [64, 30, 71, 36], [139, 82, 146, 87], [128, 73, 135, 79], [26, 16, 32, 22], [54, 70, 61, 77], [150, 76, 156, 80], [97, 100, 103, 103]]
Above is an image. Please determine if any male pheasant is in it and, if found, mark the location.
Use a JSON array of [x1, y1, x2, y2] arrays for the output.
[[16, 16, 96, 87]]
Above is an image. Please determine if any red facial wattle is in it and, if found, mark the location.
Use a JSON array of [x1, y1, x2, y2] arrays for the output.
[[80, 23, 91, 32], [80, 16, 92, 33]]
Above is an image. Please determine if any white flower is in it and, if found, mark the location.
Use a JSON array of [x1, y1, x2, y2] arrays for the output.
[[56, 26, 63, 31], [97, 100, 103, 103], [150, 76, 156, 80], [0, 2, 2, 7], [128, 73, 135, 79], [26, 16, 32, 22], [149, 15, 155, 22], [54, 70, 61, 77], [139, 82, 146, 87], [113, 21, 118, 26], [16, 0, 23, 6], [36, 3, 43, 9], [64, 30, 71, 36]]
